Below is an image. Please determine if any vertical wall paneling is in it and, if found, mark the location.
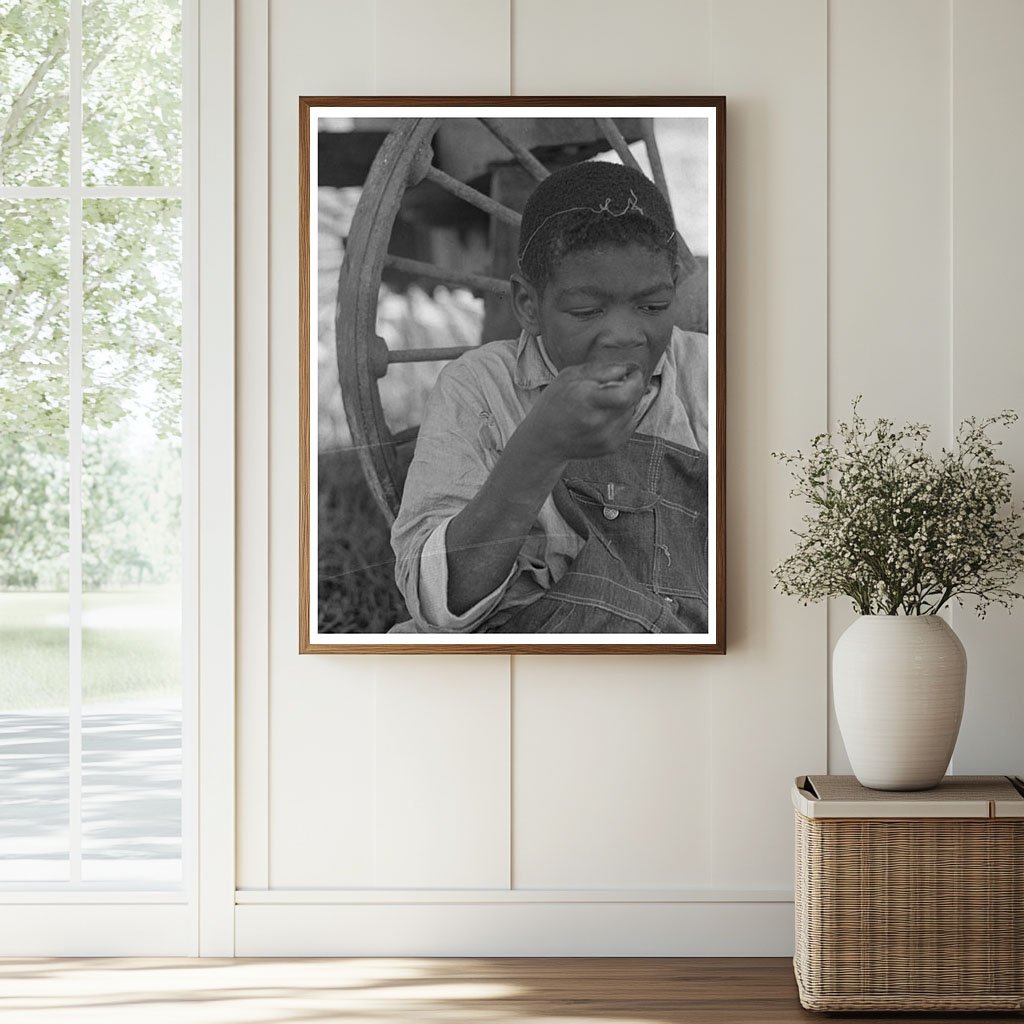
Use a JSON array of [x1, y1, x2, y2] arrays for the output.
[[510, 0, 720, 895], [369, 0, 514, 891], [512, 0, 712, 95], [236, 0, 270, 892], [267, 0, 379, 887], [374, 662, 511, 888], [231, 0, 1024, 954], [270, 665, 379, 886], [197, 0, 236, 955], [828, 0, 951, 419], [513, 658, 713, 889], [949, 0, 1024, 777], [827, 0, 952, 773], [375, 0, 511, 95], [367, 0, 515, 891], [708, 0, 828, 889]]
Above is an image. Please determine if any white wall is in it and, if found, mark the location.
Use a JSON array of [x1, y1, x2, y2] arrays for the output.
[[234, 0, 1024, 955]]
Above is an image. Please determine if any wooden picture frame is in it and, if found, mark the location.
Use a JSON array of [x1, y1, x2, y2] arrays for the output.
[[300, 97, 725, 653]]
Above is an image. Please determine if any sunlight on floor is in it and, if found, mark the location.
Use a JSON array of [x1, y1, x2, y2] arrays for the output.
[[0, 958, 679, 1024], [0, 957, 676, 1024]]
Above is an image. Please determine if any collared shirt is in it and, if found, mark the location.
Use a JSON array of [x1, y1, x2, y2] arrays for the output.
[[390, 326, 709, 633]]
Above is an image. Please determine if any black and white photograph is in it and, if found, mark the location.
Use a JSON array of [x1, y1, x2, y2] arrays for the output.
[[301, 99, 725, 652]]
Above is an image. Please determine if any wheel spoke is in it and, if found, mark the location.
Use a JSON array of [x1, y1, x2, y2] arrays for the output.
[[424, 165, 522, 227], [639, 118, 695, 272], [600, 118, 698, 276], [388, 346, 475, 364], [595, 118, 643, 172], [370, 334, 475, 379], [389, 426, 419, 447], [384, 254, 511, 296], [478, 118, 550, 182], [640, 118, 673, 211]]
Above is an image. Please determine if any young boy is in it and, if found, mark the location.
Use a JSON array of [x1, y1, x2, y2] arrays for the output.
[[390, 160, 708, 634]]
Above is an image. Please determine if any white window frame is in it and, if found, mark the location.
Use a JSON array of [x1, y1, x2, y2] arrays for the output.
[[0, 0, 234, 956], [195, 0, 236, 958]]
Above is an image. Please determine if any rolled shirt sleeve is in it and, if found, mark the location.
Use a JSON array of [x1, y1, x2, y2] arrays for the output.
[[390, 356, 518, 632], [414, 516, 517, 630]]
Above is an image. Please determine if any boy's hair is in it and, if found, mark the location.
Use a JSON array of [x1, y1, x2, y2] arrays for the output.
[[516, 161, 679, 293]]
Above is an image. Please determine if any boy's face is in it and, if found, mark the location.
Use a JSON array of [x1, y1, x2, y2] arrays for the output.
[[512, 243, 679, 381]]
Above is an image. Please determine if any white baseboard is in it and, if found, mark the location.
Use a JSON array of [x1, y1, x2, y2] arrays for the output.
[[235, 896, 795, 956]]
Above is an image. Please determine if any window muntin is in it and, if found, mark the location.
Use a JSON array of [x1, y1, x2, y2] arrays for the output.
[[0, 0, 187, 890]]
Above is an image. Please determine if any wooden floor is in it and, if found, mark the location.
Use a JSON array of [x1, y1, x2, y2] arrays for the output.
[[0, 957, 1020, 1023]]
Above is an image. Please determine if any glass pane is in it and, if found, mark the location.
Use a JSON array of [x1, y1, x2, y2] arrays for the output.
[[81, 198, 181, 883], [0, 0, 70, 186], [0, 199, 70, 880], [82, 0, 181, 187]]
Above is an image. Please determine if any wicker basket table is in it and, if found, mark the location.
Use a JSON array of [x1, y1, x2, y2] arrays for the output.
[[793, 774, 1024, 1012]]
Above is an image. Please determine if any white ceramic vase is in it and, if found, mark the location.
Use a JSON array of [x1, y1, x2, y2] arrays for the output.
[[833, 615, 967, 791]]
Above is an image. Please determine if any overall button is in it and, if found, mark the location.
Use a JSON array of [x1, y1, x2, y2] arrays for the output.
[[602, 507, 619, 521]]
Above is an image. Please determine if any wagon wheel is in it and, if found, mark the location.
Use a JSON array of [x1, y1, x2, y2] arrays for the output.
[[335, 116, 693, 523]]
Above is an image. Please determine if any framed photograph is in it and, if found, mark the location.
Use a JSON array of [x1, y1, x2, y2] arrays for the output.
[[300, 97, 725, 653]]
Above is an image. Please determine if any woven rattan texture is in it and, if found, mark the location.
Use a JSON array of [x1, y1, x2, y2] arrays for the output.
[[806, 774, 1023, 803], [794, 812, 1024, 1011]]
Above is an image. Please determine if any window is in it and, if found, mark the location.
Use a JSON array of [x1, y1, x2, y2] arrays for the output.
[[0, 0, 193, 891]]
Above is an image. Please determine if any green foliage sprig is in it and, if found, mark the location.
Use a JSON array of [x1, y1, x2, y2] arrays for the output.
[[772, 400, 1024, 617]]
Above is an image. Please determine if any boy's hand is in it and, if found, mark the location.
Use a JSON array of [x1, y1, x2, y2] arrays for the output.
[[444, 361, 643, 615], [527, 360, 646, 462]]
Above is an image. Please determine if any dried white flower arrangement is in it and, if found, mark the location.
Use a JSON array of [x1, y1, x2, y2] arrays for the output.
[[772, 400, 1024, 616]]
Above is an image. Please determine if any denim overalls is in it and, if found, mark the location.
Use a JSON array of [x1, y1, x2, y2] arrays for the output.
[[486, 431, 709, 634]]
